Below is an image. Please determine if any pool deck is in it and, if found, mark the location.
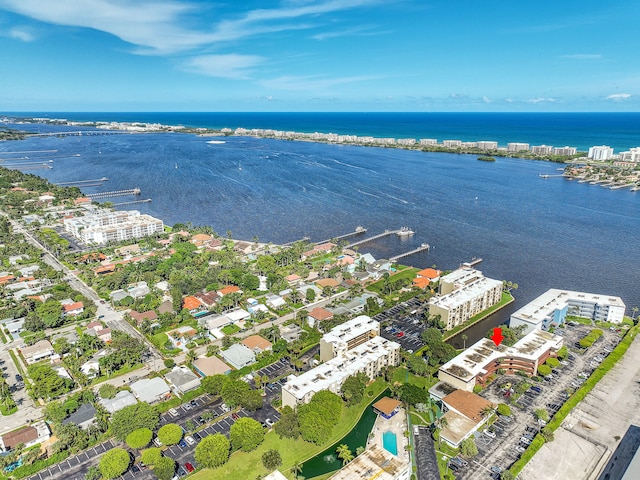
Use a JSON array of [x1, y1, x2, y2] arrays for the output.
[[368, 407, 410, 463]]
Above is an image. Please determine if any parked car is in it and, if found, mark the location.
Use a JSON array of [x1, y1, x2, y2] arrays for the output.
[[179, 439, 187, 448], [184, 462, 195, 473], [231, 413, 239, 420], [185, 436, 196, 446], [169, 408, 178, 417], [484, 430, 496, 439], [265, 418, 274, 427]]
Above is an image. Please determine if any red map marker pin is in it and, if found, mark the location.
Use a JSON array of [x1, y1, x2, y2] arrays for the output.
[[491, 327, 504, 346]]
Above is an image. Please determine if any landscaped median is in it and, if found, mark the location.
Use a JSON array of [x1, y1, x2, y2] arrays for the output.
[[508, 324, 639, 477], [188, 379, 388, 480]]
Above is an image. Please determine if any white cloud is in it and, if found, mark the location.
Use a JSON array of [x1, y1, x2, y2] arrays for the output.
[[561, 54, 602, 60], [8, 26, 35, 41], [183, 54, 265, 79], [482, 96, 491, 103], [606, 93, 631, 101], [260, 73, 379, 91], [311, 25, 387, 41], [525, 97, 555, 104]]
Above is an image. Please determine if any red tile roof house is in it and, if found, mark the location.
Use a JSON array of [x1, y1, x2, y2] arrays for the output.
[[218, 285, 241, 297], [166, 326, 198, 351], [182, 295, 203, 314], [97, 328, 112, 343], [285, 274, 301, 286], [241, 335, 273, 354], [86, 320, 103, 332], [307, 307, 334, 328], [62, 301, 84, 317], [194, 291, 219, 308]]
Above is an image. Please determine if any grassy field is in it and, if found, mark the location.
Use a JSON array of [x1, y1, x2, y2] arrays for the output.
[[366, 267, 420, 294], [189, 379, 388, 480]]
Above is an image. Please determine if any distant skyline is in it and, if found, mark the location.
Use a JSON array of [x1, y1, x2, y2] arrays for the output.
[[0, 0, 639, 112]]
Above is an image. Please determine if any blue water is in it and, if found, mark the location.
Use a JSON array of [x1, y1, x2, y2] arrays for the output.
[[6, 112, 640, 151], [1, 114, 639, 345], [383, 431, 398, 456]]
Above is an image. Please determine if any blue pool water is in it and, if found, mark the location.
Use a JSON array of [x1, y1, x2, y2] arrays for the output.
[[383, 431, 398, 456]]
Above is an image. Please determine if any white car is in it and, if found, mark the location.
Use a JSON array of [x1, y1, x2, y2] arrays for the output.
[[169, 408, 178, 417], [265, 418, 274, 428], [185, 436, 196, 446], [483, 430, 496, 439]]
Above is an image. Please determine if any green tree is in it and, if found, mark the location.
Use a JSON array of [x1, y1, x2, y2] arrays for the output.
[[340, 373, 368, 406], [111, 403, 160, 441], [557, 345, 569, 360], [99, 448, 131, 479], [336, 444, 354, 465], [85, 466, 101, 480], [154, 456, 177, 480], [497, 404, 511, 416], [99, 384, 117, 400], [230, 417, 265, 452], [298, 390, 342, 444], [460, 437, 478, 457], [140, 447, 162, 466], [541, 427, 554, 442], [221, 379, 251, 407], [535, 408, 549, 422], [201, 375, 230, 395], [306, 288, 316, 302], [157, 424, 183, 446], [274, 406, 300, 439], [545, 357, 560, 368], [195, 434, 231, 468], [537, 365, 552, 377], [501, 471, 516, 480], [261, 449, 282, 471], [125, 428, 153, 450]]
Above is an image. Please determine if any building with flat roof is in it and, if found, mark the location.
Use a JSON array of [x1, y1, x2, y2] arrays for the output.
[[507, 142, 530, 152], [327, 445, 410, 480], [282, 335, 400, 408], [263, 471, 288, 480], [62, 404, 97, 430], [131, 377, 171, 404], [588, 145, 614, 160], [531, 145, 554, 155], [320, 315, 380, 361], [63, 209, 164, 245], [510, 288, 626, 334], [553, 146, 577, 156], [437, 328, 563, 393], [428, 268, 502, 330]]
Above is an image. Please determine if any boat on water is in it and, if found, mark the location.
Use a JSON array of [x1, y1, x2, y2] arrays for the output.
[[207, 140, 226, 144], [175, 163, 178, 169], [397, 227, 414, 237]]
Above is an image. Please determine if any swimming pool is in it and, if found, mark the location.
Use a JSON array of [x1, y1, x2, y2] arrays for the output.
[[383, 431, 398, 456]]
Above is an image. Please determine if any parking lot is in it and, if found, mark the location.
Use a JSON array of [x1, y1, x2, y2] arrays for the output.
[[454, 323, 623, 480], [27, 440, 119, 480], [413, 426, 440, 480], [255, 358, 292, 382], [375, 297, 427, 352]]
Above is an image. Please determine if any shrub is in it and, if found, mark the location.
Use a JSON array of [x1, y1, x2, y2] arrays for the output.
[[537, 365, 551, 376], [140, 448, 162, 467], [497, 404, 511, 416], [163, 359, 175, 369], [99, 384, 117, 399], [261, 449, 282, 470], [545, 357, 560, 368]]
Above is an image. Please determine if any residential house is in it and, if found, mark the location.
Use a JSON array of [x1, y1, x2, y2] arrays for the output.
[[63, 301, 84, 317], [194, 291, 219, 308], [1, 317, 25, 337], [225, 308, 251, 325], [439, 390, 495, 448], [279, 324, 304, 343], [166, 326, 198, 351], [20, 340, 55, 364], [191, 233, 213, 247], [158, 300, 174, 315], [285, 274, 301, 286], [241, 335, 272, 354], [62, 404, 97, 431], [130, 378, 171, 404], [265, 294, 286, 310], [193, 356, 232, 377], [80, 359, 100, 379], [221, 344, 256, 370], [115, 244, 141, 256], [343, 293, 383, 315], [182, 295, 203, 314], [99, 391, 137, 413], [97, 328, 112, 343], [247, 303, 269, 316], [416, 268, 442, 283], [129, 310, 158, 326], [0, 422, 50, 452], [165, 366, 201, 395], [315, 278, 340, 290], [86, 320, 103, 332], [218, 285, 241, 297], [155, 280, 170, 292], [307, 307, 334, 328]]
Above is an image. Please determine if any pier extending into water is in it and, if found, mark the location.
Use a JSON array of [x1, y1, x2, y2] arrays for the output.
[[57, 177, 108, 186], [389, 243, 430, 262], [112, 199, 152, 207], [347, 229, 406, 247], [87, 188, 140, 199], [317, 226, 367, 245]]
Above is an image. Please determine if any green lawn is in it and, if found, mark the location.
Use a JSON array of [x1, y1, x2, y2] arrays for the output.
[[221, 324, 241, 335], [190, 379, 388, 480], [392, 367, 437, 390], [0, 405, 18, 416], [366, 268, 420, 294]]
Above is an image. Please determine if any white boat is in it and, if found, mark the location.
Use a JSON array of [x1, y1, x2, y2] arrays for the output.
[[397, 227, 414, 236], [175, 163, 178, 169]]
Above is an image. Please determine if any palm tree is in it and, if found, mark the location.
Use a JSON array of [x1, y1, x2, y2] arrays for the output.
[[336, 444, 353, 465], [481, 405, 495, 418], [186, 349, 198, 365], [291, 461, 304, 480]]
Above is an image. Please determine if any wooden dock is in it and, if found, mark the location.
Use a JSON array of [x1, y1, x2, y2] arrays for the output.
[[57, 177, 108, 186], [317, 226, 367, 245], [87, 188, 141, 199], [113, 199, 152, 207], [389, 243, 430, 262], [348, 229, 400, 247]]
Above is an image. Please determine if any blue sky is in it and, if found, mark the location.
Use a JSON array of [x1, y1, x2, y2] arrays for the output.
[[0, 0, 638, 112]]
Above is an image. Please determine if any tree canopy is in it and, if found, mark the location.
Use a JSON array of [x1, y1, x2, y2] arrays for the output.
[[298, 390, 342, 444], [99, 448, 131, 479], [262, 449, 282, 471], [154, 456, 176, 480], [157, 424, 183, 446], [125, 428, 153, 450], [274, 406, 300, 440], [229, 417, 265, 452], [340, 373, 368, 406], [195, 434, 231, 468], [110, 403, 159, 441], [140, 447, 162, 467]]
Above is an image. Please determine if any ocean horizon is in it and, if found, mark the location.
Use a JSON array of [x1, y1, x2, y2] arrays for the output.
[[5, 111, 640, 152]]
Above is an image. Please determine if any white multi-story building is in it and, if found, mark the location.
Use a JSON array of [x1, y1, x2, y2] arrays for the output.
[[428, 268, 503, 330], [588, 145, 614, 161], [63, 210, 164, 245], [510, 288, 626, 334], [507, 142, 530, 152], [553, 146, 577, 156], [419, 138, 438, 146], [477, 141, 498, 150], [530, 145, 554, 155], [620, 147, 640, 162], [281, 335, 400, 408], [320, 315, 380, 361], [443, 140, 462, 147]]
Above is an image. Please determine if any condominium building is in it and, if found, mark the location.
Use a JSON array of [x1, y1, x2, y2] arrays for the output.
[[620, 147, 640, 162], [588, 145, 614, 161], [530, 145, 554, 155], [281, 335, 400, 408], [552, 146, 577, 156], [477, 141, 498, 150], [63, 209, 164, 245], [320, 315, 380, 362], [428, 268, 503, 330], [507, 142, 530, 152], [443, 140, 462, 147], [436, 328, 563, 393], [510, 288, 626, 334], [419, 139, 438, 146]]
